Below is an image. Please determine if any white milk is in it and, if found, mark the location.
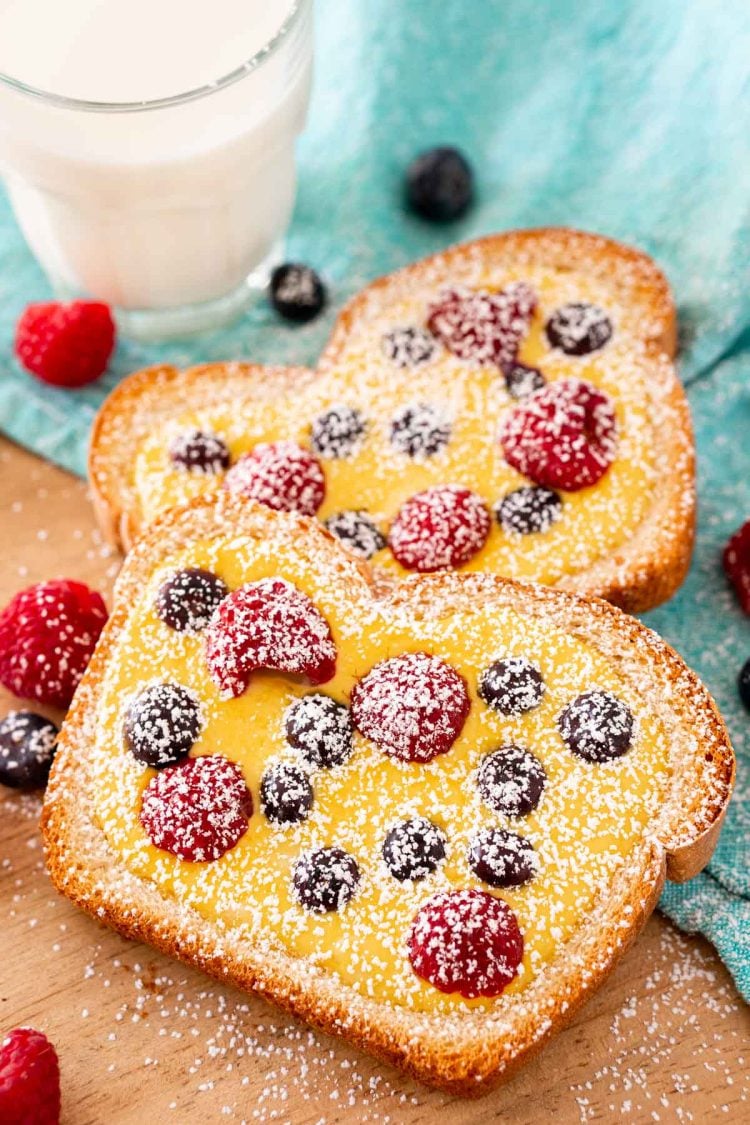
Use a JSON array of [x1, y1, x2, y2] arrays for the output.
[[0, 0, 312, 333]]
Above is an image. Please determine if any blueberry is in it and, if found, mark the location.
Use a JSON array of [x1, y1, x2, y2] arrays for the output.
[[169, 429, 230, 474], [382, 817, 446, 881], [545, 303, 613, 356], [479, 657, 545, 716], [0, 711, 58, 790], [389, 402, 451, 458], [559, 690, 634, 762], [468, 828, 537, 888], [476, 745, 547, 818], [381, 327, 438, 368], [260, 762, 313, 826], [323, 511, 386, 560], [739, 658, 750, 711], [270, 263, 326, 323], [124, 683, 201, 768], [285, 694, 354, 768], [310, 405, 366, 459], [406, 146, 474, 222], [155, 568, 228, 633], [495, 487, 563, 536], [292, 846, 360, 912], [503, 362, 546, 399]]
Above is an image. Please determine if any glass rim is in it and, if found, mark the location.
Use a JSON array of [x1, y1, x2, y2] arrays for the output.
[[0, 0, 306, 114]]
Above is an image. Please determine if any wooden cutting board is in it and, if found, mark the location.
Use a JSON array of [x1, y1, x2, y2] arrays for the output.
[[1, 435, 748, 1124]]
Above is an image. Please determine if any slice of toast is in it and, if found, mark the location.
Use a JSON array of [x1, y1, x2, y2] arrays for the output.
[[42, 494, 733, 1095], [89, 228, 694, 614]]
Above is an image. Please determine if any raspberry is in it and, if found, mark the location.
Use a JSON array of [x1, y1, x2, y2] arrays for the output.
[[499, 377, 618, 491], [0, 1027, 60, 1125], [140, 754, 252, 862], [205, 578, 336, 698], [723, 520, 750, 615], [0, 579, 107, 709], [351, 652, 469, 763], [15, 300, 115, 388], [223, 441, 325, 517], [426, 282, 536, 369], [408, 889, 523, 998], [389, 485, 490, 571]]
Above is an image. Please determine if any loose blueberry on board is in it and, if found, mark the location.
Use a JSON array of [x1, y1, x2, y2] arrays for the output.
[[123, 682, 201, 768], [405, 146, 474, 222], [381, 326, 438, 368], [479, 657, 546, 716], [0, 711, 58, 790], [382, 816, 447, 881], [389, 402, 451, 458], [169, 429, 230, 474], [260, 762, 314, 826], [285, 693, 354, 768], [468, 827, 537, 888], [559, 690, 635, 762], [494, 486, 563, 536], [503, 361, 546, 399], [310, 405, 366, 459], [155, 568, 229, 632], [545, 302, 613, 355], [739, 659, 750, 711], [270, 263, 326, 323], [323, 510, 386, 560], [389, 485, 491, 571], [292, 846, 361, 913], [475, 745, 547, 818], [223, 441, 326, 517]]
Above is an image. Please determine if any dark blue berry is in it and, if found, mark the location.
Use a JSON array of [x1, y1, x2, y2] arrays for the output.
[[468, 828, 537, 888], [323, 511, 386, 560], [381, 327, 438, 368], [382, 817, 446, 881], [479, 658, 545, 716], [310, 405, 366, 459], [739, 659, 750, 711], [390, 402, 451, 458], [0, 710, 58, 790], [270, 263, 326, 323], [495, 486, 563, 535], [503, 362, 546, 399], [124, 682, 201, 768], [260, 762, 313, 825], [292, 846, 360, 912], [156, 568, 228, 632], [285, 694, 354, 768], [546, 303, 613, 355], [559, 691, 634, 762], [169, 429, 230, 473], [476, 745, 547, 818], [406, 146, 474, 222]]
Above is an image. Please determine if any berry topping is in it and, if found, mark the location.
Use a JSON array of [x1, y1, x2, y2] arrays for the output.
[[155, 568, 228, 632], [476, 745, 547, 818], [0, 1026, 61, 1125], [0, 711, 58, 790], [738, 658, 750, 711], [260, 761, 314, 825], [140, 754, 252, 862], [381, 326, 438, 368], [124, 682, 201, 769], [426, 282, 536, 369], [270, 263, 326, 323], [285, 693, 354, 768], [205, 578, 336, 698], [504, 361, 546, 399], [479, 657, 545, 716], [468, 827, 538, 887], [310, 405, 366, 459], [169, 429, 230, 474], [323, 510, 386, 560], [723, 520, 750, 614], [389, 485, 490, 572], [351, 652, 469, 764], [223, 441, 325, 517], [382, 817, 446, 881], [495, 486, 563, 536], [499, 377, 618, 492], [389, 402, 451, 459], [405, 146, 474, 222], [407, 889, 523, 998], [0, 579, 107, 709], [546, 302, 613, 355], [558, 691, 635, 763], [15, 299, 115, 388], [292, 846, 360, 913]]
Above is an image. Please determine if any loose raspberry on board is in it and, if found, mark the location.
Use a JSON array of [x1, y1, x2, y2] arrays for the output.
[[388, 485, 490, 571], [0, 1026, 61, 1125], [15, 300, 115, 388], [723, 519, 750, 615]]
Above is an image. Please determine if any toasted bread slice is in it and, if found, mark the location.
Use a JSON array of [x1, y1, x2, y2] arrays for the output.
[[43, 494, 733, 1095]]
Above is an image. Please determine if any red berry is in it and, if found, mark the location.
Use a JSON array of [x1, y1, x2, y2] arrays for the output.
[[223, 441, 325, 517], [140, 754, 252, 862], [0, 580, 108, 709], [350, 652, 469, 763], [408, 889, 523, 999], [499, 377, 618, 492], [723, 520, 750, 614], [389, 485, 490, 571], [205, 577, 336, 698], [0, 1027, 61, 1125], [426, 282, 536, 369], [15, 301, 115, 388]]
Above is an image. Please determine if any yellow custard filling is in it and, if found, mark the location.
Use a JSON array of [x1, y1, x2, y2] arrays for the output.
[[93, 534, 670, 1014]]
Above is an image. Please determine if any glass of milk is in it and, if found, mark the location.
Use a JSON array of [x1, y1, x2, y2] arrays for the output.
[[0, 0, 313, 339]]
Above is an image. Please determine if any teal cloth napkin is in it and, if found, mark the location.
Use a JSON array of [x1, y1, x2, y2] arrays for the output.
[[0, 0, 748, 997]]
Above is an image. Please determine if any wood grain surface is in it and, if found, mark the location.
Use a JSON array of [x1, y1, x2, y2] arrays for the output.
[[1, 435, 747, 1124]]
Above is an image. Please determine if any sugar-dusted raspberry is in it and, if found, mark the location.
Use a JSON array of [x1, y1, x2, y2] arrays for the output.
[[499, 377, 618, 491], [351, 652, 469, 763], [15, 299, 115, 388], [388, 485, 490, 572], [223, 441, 325, 517], [426, 282, 536, 369], [723, 519, 750, 615], [0, 579, 108, 709], [408, 889, 523, 998], [0, 1026, 60, 1125], [140, 754, 252, 862], [205, 578, 336, 698]]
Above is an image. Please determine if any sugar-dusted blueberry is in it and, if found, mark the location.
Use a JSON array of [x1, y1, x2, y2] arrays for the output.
[[545, 302, 613, 356], [503, 361, 546, 399], [285, 693, 354, 768], [169, 429, 230, 473], [310, 405, 366, 459], [405, 146, 474, 222], [559, 690, 634, 762], [260, 761, 313, 826], [0, 710, 58, 789], [292, 846, 360, 913], [382, 817, 447, 881], [389, 402, 451, 459], [468, 827, 537, 888], [739, 658, 750, 711], [270, 263, 326, 323], [155, 568, 228, 633], [381, 326, 438, 368], [124, 682, 201, 768], [494, 486, 563, 536], [479, 657, 545, 716], [323, 510, 386, 560], [475, 745, 547, 818]]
